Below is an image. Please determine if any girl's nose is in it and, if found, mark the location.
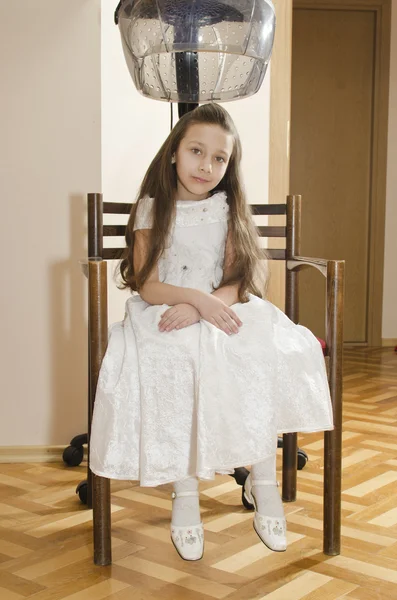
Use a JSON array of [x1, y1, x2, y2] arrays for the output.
[[200, 162, 212, 173]]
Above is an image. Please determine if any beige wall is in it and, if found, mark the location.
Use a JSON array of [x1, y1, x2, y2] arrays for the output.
[[0, 2, 395, 450], [0, 1, 270, 448], [0, 1, 101, 445], [382, 0, 397, 339]]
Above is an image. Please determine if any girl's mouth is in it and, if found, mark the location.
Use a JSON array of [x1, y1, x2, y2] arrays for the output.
[[193, 176, 210, 183]]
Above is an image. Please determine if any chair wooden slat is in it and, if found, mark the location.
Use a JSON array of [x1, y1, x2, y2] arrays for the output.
[[103, 202, 132, 214], [102, 202, 287, 216], [265, 249, 286, 260], [103, 225, 126, 237], [251, 204, 287, 215], [258, 226, 286, 238], [104, 224, 287, 240], [103, 247, 285, 261], [103, 248, 124, 260]]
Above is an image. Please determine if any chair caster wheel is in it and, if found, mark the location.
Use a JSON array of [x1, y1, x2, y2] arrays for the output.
[[76, 480, 88, 504], [297, 449, 308, 470], [242, 484, 254, 510], [63, 445, 84, 467]]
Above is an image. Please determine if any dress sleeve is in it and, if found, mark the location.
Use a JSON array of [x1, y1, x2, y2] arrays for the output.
[[133, 196, 154, 231]]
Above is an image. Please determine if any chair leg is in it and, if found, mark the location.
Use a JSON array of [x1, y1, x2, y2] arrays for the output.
[[323, 261, 344, 555], [282, 433, 297, 501], [89, 260, 112, 565], [93, 474, 112, 565], [323, 427, 342, 556], [284, 197, 301, 502]]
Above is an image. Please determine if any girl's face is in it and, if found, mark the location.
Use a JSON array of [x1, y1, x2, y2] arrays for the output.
[[174, 123, 234, 201]]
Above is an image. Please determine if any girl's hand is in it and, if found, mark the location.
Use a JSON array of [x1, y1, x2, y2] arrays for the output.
[[197, 294, 242, 335], [159, 304, 201, 332]]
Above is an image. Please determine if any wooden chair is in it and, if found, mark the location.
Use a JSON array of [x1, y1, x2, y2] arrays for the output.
[[84, 192, 344, 566]]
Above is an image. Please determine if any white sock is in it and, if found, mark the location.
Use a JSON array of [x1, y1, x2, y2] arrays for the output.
[[172, 477, 201, 527], [251, 456, 285, 519]]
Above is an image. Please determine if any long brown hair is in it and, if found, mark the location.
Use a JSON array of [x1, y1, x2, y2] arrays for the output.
[[119, 103, 268, 302]]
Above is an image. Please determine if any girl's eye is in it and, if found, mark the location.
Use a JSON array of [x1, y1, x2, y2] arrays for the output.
[[216, 157, 225, 163], [192, 148, 201, 155]]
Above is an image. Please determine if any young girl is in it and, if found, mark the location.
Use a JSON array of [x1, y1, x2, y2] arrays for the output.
[[89, 103, 333, 561]]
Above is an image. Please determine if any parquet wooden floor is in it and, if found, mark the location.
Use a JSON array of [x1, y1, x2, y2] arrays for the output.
[[1, 347, 396, 599]]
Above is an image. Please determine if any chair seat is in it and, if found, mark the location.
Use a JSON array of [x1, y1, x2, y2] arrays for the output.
[[316, 337, 327, 356]]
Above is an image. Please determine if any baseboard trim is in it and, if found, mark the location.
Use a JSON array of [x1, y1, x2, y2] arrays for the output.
[[382, 338, 397, 347], [0, 446, 67, 464]]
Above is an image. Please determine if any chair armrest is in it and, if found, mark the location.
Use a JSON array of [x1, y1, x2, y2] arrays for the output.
[[287, 255, 344, 278], [80, 257, 105, 279]]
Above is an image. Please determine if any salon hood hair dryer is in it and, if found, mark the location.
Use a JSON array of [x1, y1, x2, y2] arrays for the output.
[[114, 0, 276, 118]]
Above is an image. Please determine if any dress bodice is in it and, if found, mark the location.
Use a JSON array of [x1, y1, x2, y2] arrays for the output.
[[133, 191, 230, 294]]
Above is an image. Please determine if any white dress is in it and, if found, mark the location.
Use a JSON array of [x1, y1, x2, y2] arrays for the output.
[[89, 191, 333, 487]]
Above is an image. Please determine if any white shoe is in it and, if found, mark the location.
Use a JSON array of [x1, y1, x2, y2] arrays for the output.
[[170, 490, 204, 561], [244, 474, 287, 552]]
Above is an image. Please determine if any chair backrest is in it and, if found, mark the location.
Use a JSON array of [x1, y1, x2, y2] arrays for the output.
[[87, 194, 301, 263]]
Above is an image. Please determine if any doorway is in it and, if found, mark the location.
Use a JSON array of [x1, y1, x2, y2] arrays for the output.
[[290, 1, 391, 344]]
